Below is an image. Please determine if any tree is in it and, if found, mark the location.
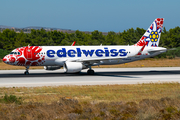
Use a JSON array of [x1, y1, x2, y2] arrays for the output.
[[2, 29, 17, 50], [105, 31, 116, 45], [91, 30, 104, 45], [14, 30, 27, 48], [51, 30, 65, 45]]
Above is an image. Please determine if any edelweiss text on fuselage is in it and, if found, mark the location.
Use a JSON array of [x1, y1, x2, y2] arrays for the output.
[[47, 47, 127, 58]]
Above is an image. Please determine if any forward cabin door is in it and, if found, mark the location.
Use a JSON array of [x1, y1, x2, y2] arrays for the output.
[[27, 48, 32, 59]]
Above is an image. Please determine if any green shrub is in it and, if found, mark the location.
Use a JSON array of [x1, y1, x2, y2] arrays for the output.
[[0, 94, 22, 104], [0, 49, 10, 59]]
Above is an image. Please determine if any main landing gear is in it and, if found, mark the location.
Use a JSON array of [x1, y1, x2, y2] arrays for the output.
[[24, 66, 29, 75], [87, 66, 94, 75]]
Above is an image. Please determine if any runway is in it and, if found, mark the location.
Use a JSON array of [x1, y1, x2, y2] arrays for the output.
[[0, 67, 180, 87]]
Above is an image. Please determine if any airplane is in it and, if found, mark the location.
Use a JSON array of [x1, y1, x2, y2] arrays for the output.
[[2, 18, 167, 75]]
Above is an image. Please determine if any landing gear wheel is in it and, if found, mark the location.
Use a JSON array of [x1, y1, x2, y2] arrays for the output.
[[87, 69, 94, 75], [24, 71, 29, 75], [24, 66, 30, 75]]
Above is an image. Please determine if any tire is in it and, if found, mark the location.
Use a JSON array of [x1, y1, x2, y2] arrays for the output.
[[24, 71, 29, 75], [87, 70, 94, 75]]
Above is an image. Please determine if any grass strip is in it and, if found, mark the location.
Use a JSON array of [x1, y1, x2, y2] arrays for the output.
[[0, 83, 180, 119], [0, 82, 180, 103]]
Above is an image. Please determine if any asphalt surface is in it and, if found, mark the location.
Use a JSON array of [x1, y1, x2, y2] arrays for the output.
[[0, 67, 180, 87]]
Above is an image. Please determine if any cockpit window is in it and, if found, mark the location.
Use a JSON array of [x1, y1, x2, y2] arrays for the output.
[[9, 52, 21, 55], [10, 52, 14, 55]]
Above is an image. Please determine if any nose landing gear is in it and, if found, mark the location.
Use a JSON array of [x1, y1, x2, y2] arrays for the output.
[[24, 66, 29, 75]]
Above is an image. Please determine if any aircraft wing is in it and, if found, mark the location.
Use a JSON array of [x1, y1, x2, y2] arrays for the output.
[[76, 56, 127, 62]]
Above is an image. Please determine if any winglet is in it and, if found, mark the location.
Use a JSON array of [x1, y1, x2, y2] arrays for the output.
[[137, 43, 146, 55], [71, 41, 76, 46]]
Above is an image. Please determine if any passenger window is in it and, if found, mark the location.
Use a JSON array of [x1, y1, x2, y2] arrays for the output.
[[14, 52, 17, 55]]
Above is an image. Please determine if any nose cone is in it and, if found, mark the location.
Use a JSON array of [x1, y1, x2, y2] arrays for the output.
[[2, 57, 7, 63], [3, 55, 16, 65]]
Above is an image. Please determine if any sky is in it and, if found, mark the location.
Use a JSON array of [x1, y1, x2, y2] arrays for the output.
[[0, 0, 179, 32]]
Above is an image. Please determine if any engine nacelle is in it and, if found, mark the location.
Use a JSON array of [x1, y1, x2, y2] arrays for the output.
[[44, 66, 61, 71], [63, 62, 86, 73]]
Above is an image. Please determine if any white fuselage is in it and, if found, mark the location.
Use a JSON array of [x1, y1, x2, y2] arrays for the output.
[[37, 45, 166, 66]]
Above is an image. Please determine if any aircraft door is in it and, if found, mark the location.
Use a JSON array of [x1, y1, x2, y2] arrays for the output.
[[27, 48, 32, 59]]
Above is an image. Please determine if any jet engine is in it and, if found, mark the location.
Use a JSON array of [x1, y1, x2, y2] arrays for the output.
[[63, 62, 87, 73], [44, 66, 61, 71]]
